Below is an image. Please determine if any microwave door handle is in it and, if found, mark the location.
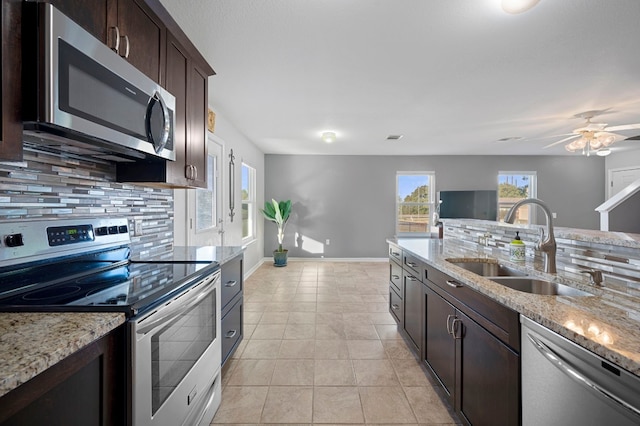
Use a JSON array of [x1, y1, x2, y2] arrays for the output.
[[146, 91, 171, 154], [135, 272, 218, 335]]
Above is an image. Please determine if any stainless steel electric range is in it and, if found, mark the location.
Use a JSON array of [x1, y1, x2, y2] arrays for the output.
[[0, 217, 222, 426]]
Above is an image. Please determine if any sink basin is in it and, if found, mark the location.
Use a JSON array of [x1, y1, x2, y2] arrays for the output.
[[489, 277, 593, 297], [446, 259, 528, 277]]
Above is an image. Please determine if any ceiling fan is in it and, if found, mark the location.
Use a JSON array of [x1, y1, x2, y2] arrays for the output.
[[543, 110, 640, 156]]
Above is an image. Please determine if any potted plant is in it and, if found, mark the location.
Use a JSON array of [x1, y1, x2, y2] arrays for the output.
[[260, 199, 292, 266]]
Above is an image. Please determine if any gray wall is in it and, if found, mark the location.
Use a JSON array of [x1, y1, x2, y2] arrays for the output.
[[264, 155, 605, 258]]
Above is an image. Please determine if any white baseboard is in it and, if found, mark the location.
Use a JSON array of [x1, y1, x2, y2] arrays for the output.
[[260, 257, 388, 263], [244, 258, 266, 280]]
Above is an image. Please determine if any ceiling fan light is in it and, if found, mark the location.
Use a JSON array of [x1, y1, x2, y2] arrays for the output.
[[590, 140, 603, 149], [565, 144, 576, 152]]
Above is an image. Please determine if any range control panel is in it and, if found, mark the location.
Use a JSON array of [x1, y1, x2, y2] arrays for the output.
[[0, 217, 130, 267]]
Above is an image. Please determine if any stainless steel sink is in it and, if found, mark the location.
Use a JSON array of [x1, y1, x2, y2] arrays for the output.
[[446, 259, 528, 277], [489, 277, 593, 297]]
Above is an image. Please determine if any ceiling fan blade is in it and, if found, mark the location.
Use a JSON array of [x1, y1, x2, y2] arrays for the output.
[[603, 123, 640, 132], [542, 134, 579, 149]]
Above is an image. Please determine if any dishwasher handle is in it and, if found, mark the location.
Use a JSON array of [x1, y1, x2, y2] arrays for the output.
[[527, 332, 640, 418]]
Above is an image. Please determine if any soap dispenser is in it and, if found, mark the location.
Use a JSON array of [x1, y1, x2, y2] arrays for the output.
[[510, 231, 525, 262]]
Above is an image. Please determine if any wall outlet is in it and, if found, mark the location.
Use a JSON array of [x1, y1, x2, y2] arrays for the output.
[[552, 212, 557, 219], [134, 219, 143, 236], [325, 239, 330, 245]]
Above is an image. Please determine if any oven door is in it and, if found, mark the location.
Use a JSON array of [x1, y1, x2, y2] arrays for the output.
[[130, 269, 221, 426]]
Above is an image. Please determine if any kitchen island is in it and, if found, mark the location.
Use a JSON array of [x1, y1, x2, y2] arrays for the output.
[[390, 236, 640, 376]]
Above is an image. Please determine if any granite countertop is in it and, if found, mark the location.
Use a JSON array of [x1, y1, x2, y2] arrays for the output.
[[131, 245, 244, 264], [389, 237, 640, 377], [0, 312, 126, 398]]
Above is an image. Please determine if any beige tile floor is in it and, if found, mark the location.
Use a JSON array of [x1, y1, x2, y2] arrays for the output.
[[212, 261, 460, 425]]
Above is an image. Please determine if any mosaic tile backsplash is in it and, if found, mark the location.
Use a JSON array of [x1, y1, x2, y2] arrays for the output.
[[0, 144, 174, 257], [443, 219, 640, 299]]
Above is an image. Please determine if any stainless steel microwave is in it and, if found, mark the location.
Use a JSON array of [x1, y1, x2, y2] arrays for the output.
[[23, 3, 176, 161]]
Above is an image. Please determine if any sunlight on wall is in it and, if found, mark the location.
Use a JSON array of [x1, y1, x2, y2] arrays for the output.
[[294, 232, 325, 255]]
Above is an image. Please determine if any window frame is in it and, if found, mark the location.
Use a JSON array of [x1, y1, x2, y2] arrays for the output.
[[498, 171, 537, 224], [396, 171, 436, 237], [241, 162, 256, 242]]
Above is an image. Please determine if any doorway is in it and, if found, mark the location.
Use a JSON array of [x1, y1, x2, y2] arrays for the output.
[[609, 167, 640, 199], [176, 135, 225, 247]]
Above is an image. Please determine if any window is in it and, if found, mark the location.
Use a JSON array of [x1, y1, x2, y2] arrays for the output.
[[498, 171, 537, 224], [195, 153, 217, 231], [396, 172, 435, 235], [241, 163, 256, 240]]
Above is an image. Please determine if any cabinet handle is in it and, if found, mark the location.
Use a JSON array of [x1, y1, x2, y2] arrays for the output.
[[123, 36, 131, 59], [406, 275, 418, 281], [110, 26, 120, 52], [452, 318, 463, 340], [192, 165, 198, 180], [391, 251, 400, 257], [407, 261, 418, 267], [446, 280, 462, 288], [391, 275, 400, 280], [225, 330, 237, 338], [446, 314, 455, 335], [391, 304, 400, 310], [225, 280, 237, 287]]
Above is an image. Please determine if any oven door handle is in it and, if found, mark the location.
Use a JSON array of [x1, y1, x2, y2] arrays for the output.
[[135, 271, 219, 335]]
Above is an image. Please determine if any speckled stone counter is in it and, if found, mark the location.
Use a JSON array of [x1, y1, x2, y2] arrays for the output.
[[131, 245, 244, 264], [0, 312, 125, 398], [389, 237, 640, 377]]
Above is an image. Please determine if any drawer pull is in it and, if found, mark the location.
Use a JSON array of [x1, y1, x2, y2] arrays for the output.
[[225, 330, 237, 338], [225, 280, 237, 287], [391, 275, 400, 280], [446, 280, 462, 288], [406, 261, 418, 267], [406, 276, 418, 281], [391, 304, 400, 310], [391, 251, 400, 257]]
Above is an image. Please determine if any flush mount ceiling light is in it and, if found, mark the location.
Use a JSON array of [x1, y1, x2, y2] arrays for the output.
[[596, 148, 611, 157], [386, 135, 404, 141], [321, 131, 337, 143], [501, 0, 540, 14]]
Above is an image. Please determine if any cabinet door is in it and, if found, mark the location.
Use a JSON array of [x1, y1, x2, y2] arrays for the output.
[[457, 310, 520, 426], [49, 0, 110, 42], [187, 61, 208, 188], [424, 286, 456, 400], [0, 0, 23, 162], [165, 33, 189, 187], [114, 0, 165, 84], [403, 273, 422, 352]]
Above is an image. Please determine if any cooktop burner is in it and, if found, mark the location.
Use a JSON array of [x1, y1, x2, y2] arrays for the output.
[[0, 217, 219, 317]]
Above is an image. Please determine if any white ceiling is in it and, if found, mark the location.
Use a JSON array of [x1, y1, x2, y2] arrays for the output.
[[159, 0, 640, 156]]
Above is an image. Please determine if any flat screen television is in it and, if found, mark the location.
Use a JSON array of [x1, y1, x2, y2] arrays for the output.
[[438, 190, 497, 220]]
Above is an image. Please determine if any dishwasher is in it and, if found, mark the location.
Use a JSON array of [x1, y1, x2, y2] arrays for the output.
[[521, 315, 640, 426]]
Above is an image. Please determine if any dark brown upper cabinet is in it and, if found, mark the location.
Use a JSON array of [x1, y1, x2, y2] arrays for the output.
[[0, 0, 23, 162]]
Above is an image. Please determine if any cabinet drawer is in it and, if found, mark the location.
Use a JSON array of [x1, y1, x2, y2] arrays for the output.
[[389, 261, 403, 296], [426, 265, 520, 351], [389, 286, 403, 324], [403, 252, 423, 279], [221, 255, 243, 310], [221, 297, 243, 365], [389, 245, 403, 264]]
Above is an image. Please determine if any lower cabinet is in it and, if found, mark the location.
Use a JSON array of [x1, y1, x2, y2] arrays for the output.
[[221, 252, 244, 365], [423, 266, 521, 426], [403, 271, 422, 351], [0, 325, 125, 426]]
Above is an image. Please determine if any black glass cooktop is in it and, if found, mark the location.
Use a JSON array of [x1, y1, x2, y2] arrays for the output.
[[0, 246, 219, 317]]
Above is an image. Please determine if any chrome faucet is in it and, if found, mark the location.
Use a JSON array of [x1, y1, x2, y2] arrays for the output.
[[580, 269, 603, 286], [504, 198, 557, 274]]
